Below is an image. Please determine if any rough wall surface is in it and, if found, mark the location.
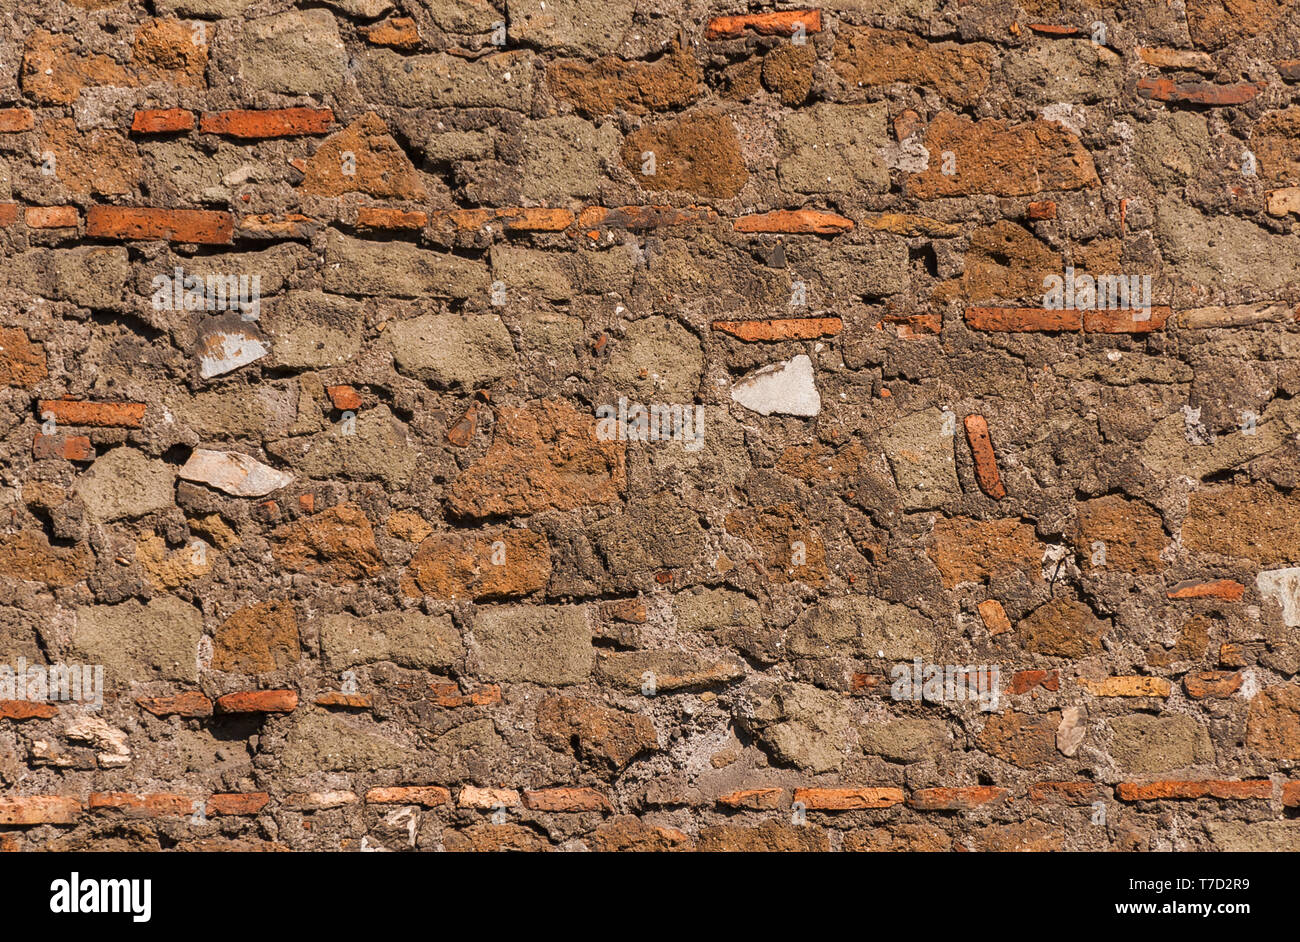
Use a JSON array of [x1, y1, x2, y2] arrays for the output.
[[1, 0, 1300, 853]]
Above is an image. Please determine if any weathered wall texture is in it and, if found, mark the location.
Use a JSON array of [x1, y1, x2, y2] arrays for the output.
[[1, 0, 1300, 852]]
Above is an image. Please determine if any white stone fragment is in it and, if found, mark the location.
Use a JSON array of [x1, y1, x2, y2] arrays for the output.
[[199, 330, 268, 378], [730, 354, 820, 417], [179, 448, 292, 497]]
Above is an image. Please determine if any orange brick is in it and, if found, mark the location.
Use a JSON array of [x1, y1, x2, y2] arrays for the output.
[[432, 207, 575, 234], [236, 213, 319, 240], [325, 385, 363, 411], [1078, 676, 1171, 698], [978, 599, 1013, 636], [1027, 200, 1057, 219], [1183, 670, 1243, 699], [963, 414, 1006, 500], [365, 786, 451, 807], [459, 786, 520, 809], [37, 399, 145, 428], [200, 107, 334, 138], [1167, 579, 1245, 601], [706, 9, 822, 39], [794, 787, 905, 810], [522, 787, 613, 812], [712, 317, 843, 342], [137, 691, 213, 717], [600, 598, 646, 623], [717, 788, 785, 810], [851, 672, 884, 693], [0, 700, 58, 720], [282, 791, 357, 811], [1284, 782, 1300, 807], [207, 792, 269, 816], [0, 108, 34, 133], [131, 108, 195, 133], [89, 792, 194, 816], [356, 206, 428, 231], [0, 203, 17, 227], [1116, 780, 1271, 801], [25, 206, 78, 228], [215, 690, 298, 714], [909, 786, 1008, 810], [32, 434, 94, 461], [315, 692, 371, 709], [966, 306, 1171, 333], [734, 210, 854, 234], [87, 206, 233, 244], [363, 16, 421, 49], [0, 796, 81, 825]]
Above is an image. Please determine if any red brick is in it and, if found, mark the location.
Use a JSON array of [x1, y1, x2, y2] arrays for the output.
[[131, 108, 194, 134], [200, 107, 335, 139], [1027, 781, 1103, 803], [1027, 199, 1057, 220], [963, 414, 1006, 500], [0, 108, 34, 133], [25, 206, 78, 228], [365, 786, 450, 807], [908, 786, 1008, 810], [734, 210, 854, 234], [1137, 77, 1265, 105], [522, 787, 613, 812], [1116, 780, 1271, 801], [87, 206, 233, 244], [0, 700, 58, 720], [325, 385, 363, 411], [1284, 782, 1300, 807], [1184, 670, 1243, 699], [706, 10, 822, 39], [357, 207, 427, 231], [1167, 579, 1245, 601], [0, 796, 81, 825], [717, 788, 785, 810], [37, 399, 145, 428], [1008, 669, 1060, 695], [207, 792, 269, 816], [1026, 23, 1080, 36], [136, 691, 213, 717], [576, 205, 716, 232], [794, 787, 905, 810], [32, 434, 94, 461], [0, 203, 17, 227], [89, 792, 194, 816], [711, 317, 843, 342], [215, 689, 298, 714]]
